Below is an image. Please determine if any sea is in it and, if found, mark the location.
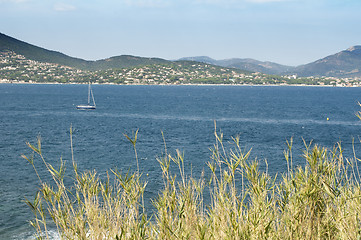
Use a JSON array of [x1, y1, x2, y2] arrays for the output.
[[1, 84, 361, 239]]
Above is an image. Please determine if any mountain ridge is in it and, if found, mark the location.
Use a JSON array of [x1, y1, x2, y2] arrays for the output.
[[1, 32, 361, 78], [178, 56, 295, 75], [292, 45, 361, 77]]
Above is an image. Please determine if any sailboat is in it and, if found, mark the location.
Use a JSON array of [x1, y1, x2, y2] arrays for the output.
[[76, 82, 96, 110]]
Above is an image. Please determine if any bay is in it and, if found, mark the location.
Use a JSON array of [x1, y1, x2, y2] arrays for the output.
[[1, 84, 361, 239]]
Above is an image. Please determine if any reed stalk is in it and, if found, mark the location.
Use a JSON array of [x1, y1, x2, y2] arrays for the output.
[[23, 126, 361, 239]]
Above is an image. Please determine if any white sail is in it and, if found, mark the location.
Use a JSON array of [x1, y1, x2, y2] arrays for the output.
[[77, 82, 96, 110]]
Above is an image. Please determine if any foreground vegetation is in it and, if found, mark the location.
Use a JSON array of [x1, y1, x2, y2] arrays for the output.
[[23, 126, 361, 239]]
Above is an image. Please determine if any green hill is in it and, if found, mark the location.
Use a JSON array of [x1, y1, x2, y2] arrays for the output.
[[0, 32, 90, 69], [0, 33, 169, 70], [91, 55, 168, 70]]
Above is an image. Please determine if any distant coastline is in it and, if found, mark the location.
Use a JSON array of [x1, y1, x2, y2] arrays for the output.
[[2, 41, 361, 87], [0, 81, 345, 87]]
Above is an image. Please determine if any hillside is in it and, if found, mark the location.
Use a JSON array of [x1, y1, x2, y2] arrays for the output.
[[217, 58, 294, 75], [0, 33, 169, 70], [0, 33, 90, 69], [91, 55, 168, 70], [292, 46, 361, 77], [181, 47, 361, 78], [2, 50, 358, 86], [1, 32, 361, 80], [179, 56, 295, 75]]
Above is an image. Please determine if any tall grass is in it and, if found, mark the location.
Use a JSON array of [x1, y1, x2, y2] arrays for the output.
[[23, 125, 361, 239]]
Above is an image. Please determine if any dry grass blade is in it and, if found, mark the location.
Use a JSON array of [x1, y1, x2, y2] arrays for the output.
[[24, 126, 361, 240]]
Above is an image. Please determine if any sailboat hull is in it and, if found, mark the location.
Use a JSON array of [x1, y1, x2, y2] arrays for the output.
[[76, 105, 96, 110]]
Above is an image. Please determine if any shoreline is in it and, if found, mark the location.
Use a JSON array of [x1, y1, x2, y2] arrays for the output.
[[0, 81, 346, 87]]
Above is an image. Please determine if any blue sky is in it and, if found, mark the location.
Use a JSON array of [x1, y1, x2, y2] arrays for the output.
[[1, 0, 360, 66]]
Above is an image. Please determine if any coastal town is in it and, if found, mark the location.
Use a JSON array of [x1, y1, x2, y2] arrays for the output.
[[1, 50, 360, 87]]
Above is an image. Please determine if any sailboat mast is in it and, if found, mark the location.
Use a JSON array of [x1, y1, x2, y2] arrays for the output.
[[87, 82, 91, 105], [76, 82, 96, 110], [91, 86, 96, 107]]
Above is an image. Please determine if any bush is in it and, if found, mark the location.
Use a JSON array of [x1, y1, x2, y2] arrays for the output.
[[23, 126, 361, 239]]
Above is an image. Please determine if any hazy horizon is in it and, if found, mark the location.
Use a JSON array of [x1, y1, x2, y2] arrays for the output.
[[1, 0, 360, 66]]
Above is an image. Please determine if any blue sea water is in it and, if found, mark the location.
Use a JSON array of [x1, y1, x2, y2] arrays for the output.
[[1, 84, 361, 239]]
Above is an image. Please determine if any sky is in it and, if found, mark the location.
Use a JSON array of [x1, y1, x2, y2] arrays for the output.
[[1, 0, 361, 66]]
